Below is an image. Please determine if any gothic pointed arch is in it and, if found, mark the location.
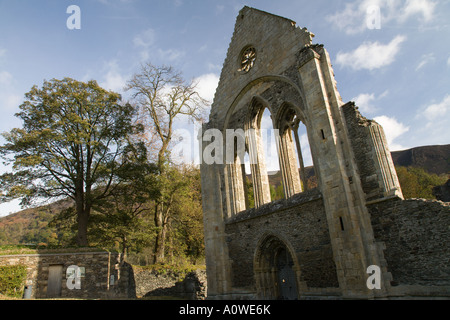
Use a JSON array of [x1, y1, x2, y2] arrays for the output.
[[253, 232, 304, 300]]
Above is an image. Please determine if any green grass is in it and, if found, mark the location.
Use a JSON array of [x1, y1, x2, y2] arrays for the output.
[[0, 244, 112, 256]]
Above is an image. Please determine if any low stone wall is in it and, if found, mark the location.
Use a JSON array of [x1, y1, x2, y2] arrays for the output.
[[369, 197, 450, 292], [0, 251, 128, 299], [133, 267, 207, 300]]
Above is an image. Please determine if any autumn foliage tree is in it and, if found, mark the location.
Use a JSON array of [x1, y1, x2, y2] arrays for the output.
[[125, 63, 207, 263], [0, 78, 143, 246]]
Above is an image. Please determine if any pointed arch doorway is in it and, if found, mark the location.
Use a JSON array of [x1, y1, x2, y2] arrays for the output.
[[254, 234, 300, 300]]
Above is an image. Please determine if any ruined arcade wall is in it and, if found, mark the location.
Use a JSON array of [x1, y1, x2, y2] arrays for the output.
[[224, 189, 339, 294]]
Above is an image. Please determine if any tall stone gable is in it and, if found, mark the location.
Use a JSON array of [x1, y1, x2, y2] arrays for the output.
[[200, 6, 450, 300]]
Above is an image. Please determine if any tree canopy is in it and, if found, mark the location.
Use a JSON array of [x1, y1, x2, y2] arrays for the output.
[[0, 78, 144, 246]]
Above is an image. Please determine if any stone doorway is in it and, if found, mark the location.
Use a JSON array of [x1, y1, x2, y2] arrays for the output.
[[254, 235, 299, 300]]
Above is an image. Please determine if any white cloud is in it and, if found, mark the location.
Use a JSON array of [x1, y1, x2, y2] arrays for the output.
[[336, 35, 406, 71], [447, 56, 450, 67], [399, 0, 437, 23], [353, 93, 377, 114], [157, 48, 185, 61], [422, 94, 450, 122], [1, 94, 22, 110], [193, 73, 220, 104], [413, 94, 450, 146], [415, 53, 435, 71], [133, 29, 156, 48], [326, 0, 437, 34], [0, 71, 13, 86], [100, 60, 127, 93], [374, 115, 409, 151], [0, 70, 22, 111]]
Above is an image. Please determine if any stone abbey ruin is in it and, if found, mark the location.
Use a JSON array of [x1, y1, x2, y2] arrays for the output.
[[200, 7, 450, 300]]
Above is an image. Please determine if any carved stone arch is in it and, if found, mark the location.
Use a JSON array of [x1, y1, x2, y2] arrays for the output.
[[275, 101, 306, 134], [273, 102, 306, 198], [245, 95, 273, 131], [222, 74, 307, 132], [253, 232, 305, 300]]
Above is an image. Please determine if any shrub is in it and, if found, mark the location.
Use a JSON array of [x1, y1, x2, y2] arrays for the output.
[[0, 265, 27, 298]]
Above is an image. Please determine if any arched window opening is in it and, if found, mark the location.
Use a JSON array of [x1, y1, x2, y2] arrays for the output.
[[242, 151, 254, 209], [260, 108, 283, 202], [290, 117, 317, 191], [244, 99, 273, 209], [276, 104, 318, 198]]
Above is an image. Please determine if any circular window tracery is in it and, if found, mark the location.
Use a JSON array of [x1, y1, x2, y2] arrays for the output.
[[238, 46, 256, 73]]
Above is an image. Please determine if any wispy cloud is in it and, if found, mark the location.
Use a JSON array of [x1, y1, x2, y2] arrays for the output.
[[415, 53, 435, 71], [352, 91, 388, 114], [157, 48, 185, 62], [100, 60, 128, 93], [422, 94, 450, 123], [399, 0, 437, 23], [0, 48, 6, 59], [374, 115, 410, 151], [0, 71, 13, 86], [413, 94, 450, 146], [336, 35, 406, 71], [0, 70, 22, 112], [133, 29, 156, 48], [326, 0, 437, 34]]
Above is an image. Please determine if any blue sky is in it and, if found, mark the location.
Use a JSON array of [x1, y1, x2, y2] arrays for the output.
[[0, 0, 449, 215]]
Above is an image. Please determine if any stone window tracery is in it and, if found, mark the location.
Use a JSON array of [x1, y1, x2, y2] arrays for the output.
[[238, 46, 256, 73]]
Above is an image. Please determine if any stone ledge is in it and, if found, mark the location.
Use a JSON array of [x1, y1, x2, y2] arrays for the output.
[[0, 251, 112, 258], [226, 188, 322, 224]]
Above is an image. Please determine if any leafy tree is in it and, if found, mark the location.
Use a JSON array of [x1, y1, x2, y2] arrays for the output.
[[270, 183, 284, 202], [0, 78, 143, 246], [165, 165, 205, 264], [125, 63, 207, 263], [396, 166, 448, 199], [89, 149, 160, 259]]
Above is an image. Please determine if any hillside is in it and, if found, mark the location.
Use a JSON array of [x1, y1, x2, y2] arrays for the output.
[[0, 198, 73, 245], [391, 144, 450, 175], [266, 144, 449, 187]]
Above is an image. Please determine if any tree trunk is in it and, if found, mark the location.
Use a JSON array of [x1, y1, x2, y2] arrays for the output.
[[121, 236, 128, 264], [75, 186, 90, 247], [153, 204, 167, 264], [76, 209, 89, 246]]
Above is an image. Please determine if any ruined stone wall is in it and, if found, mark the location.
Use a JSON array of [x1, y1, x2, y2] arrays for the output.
[[368, 197, 450, 289], [133, 267, 207, 300], [225, 189, 339, 293], [341, 102, 403, 201]]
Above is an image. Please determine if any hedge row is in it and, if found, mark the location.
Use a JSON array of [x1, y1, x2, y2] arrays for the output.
[[0, 265, 27, 298]]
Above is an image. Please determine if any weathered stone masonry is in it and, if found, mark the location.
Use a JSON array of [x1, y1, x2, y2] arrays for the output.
[[0, 251, 131, 299], [200, 7, 450, 300]]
